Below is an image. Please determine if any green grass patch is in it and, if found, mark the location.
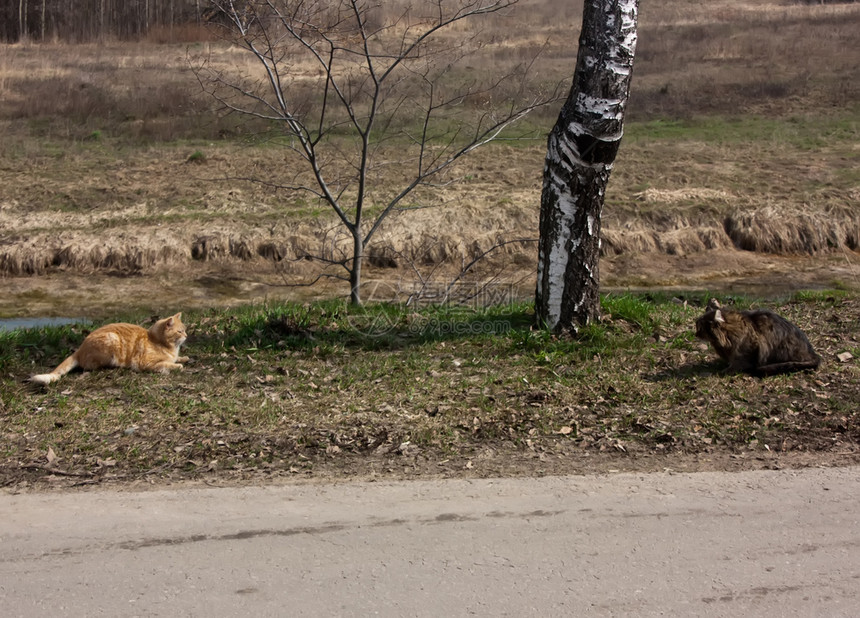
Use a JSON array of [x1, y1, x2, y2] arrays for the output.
[[625, 111, 860, 148], [3, 292, 858, 486]]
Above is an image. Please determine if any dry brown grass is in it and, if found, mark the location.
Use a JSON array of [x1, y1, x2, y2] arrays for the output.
[[0, 121, 857, 289], [633, 1, 860, 118], [0, 42, 229, 141], [725, 206, 860, 254], [2, 1, 858, 134], [0, 0, 859, 309]]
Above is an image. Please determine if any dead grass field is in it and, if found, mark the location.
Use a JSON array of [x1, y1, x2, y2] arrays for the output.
[[0, 1, 858, 320], [1, 1, 859, 318]]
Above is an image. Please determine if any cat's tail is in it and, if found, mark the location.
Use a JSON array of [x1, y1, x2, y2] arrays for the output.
[[754, 357, 821, 377], [30, 354, 78, 385]]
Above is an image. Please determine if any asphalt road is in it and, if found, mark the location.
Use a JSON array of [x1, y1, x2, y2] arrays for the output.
[[2, 466, 859, 617]]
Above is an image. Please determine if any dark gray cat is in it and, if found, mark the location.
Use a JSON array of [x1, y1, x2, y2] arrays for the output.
[[695, 299, 820, 376]]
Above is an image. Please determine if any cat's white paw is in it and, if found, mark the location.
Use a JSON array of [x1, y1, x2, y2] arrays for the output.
[[30, 373, 59, 385]]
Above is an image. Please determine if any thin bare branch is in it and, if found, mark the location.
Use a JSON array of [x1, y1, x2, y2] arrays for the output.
[[196, 0, 555, 304]]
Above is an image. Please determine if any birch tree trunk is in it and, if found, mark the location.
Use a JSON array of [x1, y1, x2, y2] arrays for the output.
[[535, 0, 638, 332]]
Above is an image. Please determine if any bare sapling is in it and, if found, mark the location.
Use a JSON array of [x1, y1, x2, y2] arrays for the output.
[[193, 0, 563, 304]]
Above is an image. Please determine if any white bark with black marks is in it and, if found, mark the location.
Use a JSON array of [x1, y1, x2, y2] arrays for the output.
[[535, 0, 638, 331]]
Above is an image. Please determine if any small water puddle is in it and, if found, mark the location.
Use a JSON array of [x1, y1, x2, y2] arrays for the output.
[[0, 317, 88, 332]]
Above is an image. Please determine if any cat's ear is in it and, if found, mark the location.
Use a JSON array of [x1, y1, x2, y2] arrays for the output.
[[714, 309, 725, 324], [173, 312, 182, 320]]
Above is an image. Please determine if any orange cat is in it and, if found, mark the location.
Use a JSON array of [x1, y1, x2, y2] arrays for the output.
[[30, 313, 189, 385]]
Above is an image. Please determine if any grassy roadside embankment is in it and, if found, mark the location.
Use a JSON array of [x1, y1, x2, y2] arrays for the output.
[[2, 292, 858, 488]]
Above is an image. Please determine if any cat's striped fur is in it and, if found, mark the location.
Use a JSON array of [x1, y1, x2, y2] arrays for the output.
[[30, 313, 188, 384]]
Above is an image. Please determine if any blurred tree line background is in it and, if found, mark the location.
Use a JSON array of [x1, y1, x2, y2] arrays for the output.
[[1, 0, 208, 42]]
